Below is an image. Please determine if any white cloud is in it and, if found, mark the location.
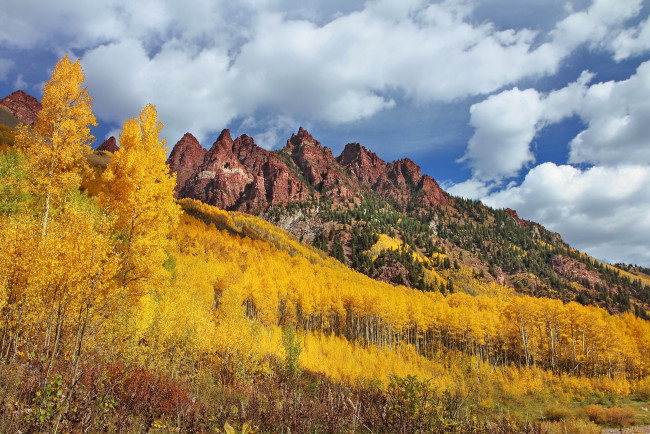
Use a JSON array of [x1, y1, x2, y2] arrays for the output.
[[483, 163, 650, 265], [462, 87, 543, 181], [8, 0, 641, 147], [550, 0, 643, 53], [2, 0, 647, 147], [463, 57, 650, 183], [610, 17, 650, 60], [445, 178, 493, 199], [568, 61, 650, 165], [81, 38, 238, 146], [462, 71, 594, 181]]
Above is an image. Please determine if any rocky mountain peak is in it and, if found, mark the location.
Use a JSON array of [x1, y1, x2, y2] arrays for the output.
[[0, 90, 42, 125], [505, 208, 531, 228], [281, 128, 341, 191], [231, 134, 263, 162], [211, 129, 234, 152], [387, 158, 421, 187], [337, 142, 387, 187], [96, 136, 119, 153], [284, 126, 322, 154], [166, 133, 207, 196]]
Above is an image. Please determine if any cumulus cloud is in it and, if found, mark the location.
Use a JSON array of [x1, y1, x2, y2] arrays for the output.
[[610, 17, 650, 60], [568, 61, 650, 165], [6, 0, 638, 147], [3, 0, 648, 147], [483, 163, 650, 265], [445, 178, 494, 199], [462, 71, 594, 181], [463, 57, 650, 183], [457, 59, 650, 266], [550, 0, 643, 53], [82, 38, 238, 146], [462, 87, 543, 181]]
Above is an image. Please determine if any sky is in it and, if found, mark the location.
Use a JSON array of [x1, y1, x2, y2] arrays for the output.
[[1, 0, 649, 266]]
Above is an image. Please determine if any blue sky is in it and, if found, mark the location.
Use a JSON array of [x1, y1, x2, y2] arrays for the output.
[[1, 0, 650, 266]]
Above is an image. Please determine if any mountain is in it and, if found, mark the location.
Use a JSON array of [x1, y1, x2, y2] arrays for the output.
[[2, 88, 647, 318], [170, 126, 450, 213], [1, 85, 649, 432], [96, 136, 119, 153], [169, 127, 650, 319], [0, 90, 42, 126]]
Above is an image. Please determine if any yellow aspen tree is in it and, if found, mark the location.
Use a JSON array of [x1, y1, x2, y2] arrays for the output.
[[101, 104, 180, 294], [15, 55, 96, 236]]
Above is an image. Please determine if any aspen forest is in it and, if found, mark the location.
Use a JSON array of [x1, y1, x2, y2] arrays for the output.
[[1, 57, 649, 432]]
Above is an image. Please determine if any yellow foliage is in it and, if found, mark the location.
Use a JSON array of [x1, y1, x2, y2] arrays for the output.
[[2, 58, 649, 421], [101, 104, 181, 292], [14, 55, 96, 235]]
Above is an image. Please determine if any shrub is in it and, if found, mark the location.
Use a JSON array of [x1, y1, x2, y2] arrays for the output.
[[584, 405, 636, 426], [543, 405, 573, 421]]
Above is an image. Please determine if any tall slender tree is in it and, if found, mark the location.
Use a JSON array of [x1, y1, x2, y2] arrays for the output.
[[101, 104, 180, 293], [15, 55, 96, 236]]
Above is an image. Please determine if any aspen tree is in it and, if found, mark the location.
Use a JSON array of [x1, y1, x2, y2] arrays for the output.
[[15, 55, 96, 236], [101, 104, 180, 294]]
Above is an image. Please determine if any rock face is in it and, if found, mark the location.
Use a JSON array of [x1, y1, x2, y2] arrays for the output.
[[505, 208, 531, 228], [0, 90, 42, 125], [337, 143, 387, 187], [166, 133, 206, 196], [418, 175, 449, 208], [283, 127, 356, 200], [176, 129, 312, 211], [97, 136, 119, 153], [336, 143, 450, 208], [170, 126, 451, 213]]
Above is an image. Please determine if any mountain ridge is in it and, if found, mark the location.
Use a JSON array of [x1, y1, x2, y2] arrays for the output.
[[169, 126, 451, 214]]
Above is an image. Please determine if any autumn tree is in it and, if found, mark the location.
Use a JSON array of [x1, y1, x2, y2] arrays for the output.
[[101, 104, 180, 293], [14, 55, 96, 236]]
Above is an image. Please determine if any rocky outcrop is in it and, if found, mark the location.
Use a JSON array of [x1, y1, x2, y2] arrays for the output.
[[418, 175, 450, 208], [166, 133, 206, 195], [177, 129, 311, 212], [336, 143, 449, 209], [97, 136, 119, 153], [0, 90, 42, 125], [387, 158, 421, 188], [371, 258, 412, 287], [505, 208, 531, 228], [170, 126, 451, 213], [283, 127, 356, 200], [337, 142, 387, 187], [551, 255, 607, 293]]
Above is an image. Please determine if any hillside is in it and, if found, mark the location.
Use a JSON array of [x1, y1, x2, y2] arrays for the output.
[[166, 126, 650, 319]]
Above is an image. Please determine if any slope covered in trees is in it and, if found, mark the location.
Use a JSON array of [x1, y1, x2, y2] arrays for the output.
[[0, 57, 649, 432], [160, 121, 650, 319]]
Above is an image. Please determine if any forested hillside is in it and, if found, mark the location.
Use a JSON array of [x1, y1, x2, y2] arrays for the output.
[[1, 56, 649, 432], [161, 112, 650, 320]]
